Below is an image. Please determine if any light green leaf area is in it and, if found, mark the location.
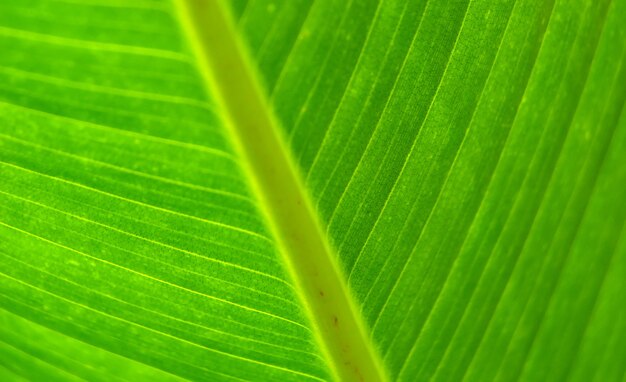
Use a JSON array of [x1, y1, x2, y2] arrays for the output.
[[1, 0, 625, 381]]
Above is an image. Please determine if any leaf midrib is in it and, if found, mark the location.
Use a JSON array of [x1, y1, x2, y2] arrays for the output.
[[174, 1, 388, 381]]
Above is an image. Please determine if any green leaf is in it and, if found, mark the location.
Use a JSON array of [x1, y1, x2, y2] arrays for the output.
[[1, 0, 624, 381]]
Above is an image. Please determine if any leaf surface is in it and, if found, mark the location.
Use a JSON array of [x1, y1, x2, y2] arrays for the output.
[[1, 0, 625, 381]]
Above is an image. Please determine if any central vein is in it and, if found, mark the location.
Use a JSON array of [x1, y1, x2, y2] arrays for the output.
[[175, 1, 388, 381]]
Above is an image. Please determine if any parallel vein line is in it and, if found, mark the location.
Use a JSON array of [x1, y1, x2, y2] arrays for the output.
[[0, 338, 84, 381], [0, 251, 322, 360], [0, 274, 324, 381], [494, 8, 617, 377], [305, 0, 417, 186], [0, 133, 254, 203], [0, 293, 252, 382], [0, 161, 272, 242], [0, 190, 292, 290], [0, 183, 276, 263], [0, 65, 213, 111], [287, 0, 356, 146], [0, 221, 310, 331], [335, 0, 474, 255], [0, 26, 188, 61], [397, 3, 558, 379], [0, 101, 235, 160], [457, 4, 609, 379], [379, 0, 521, 369], [357, 1, 476, 328]]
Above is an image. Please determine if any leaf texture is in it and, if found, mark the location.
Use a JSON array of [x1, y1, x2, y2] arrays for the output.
[[1, 0, 626, 381], [234, 0, 626, 380], [0, 1, 330, 381]]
